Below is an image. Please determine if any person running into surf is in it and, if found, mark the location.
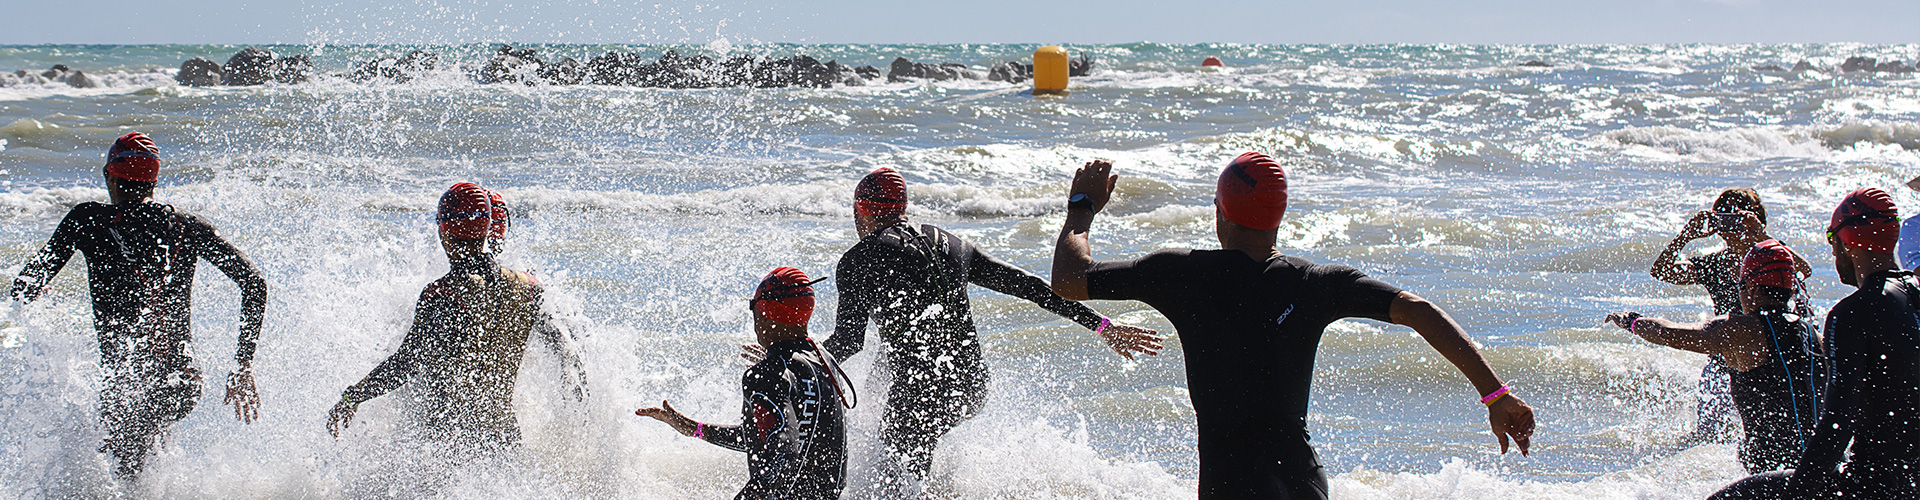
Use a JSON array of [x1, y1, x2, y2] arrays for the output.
[[7, 132, 268, 480], [1710, 188, 1920, 499], [1606, 238, 1825, 474], [326, 182, 588, 454], [1049, 154, 1535, 500], [819, 167, 1162, 490], [1650, 188, 1814, 444], [638, 267, 851, 500]]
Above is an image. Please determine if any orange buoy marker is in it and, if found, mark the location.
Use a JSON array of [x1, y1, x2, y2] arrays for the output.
[[1033, 45, 1069, 96], [1202, 56, 1224, 67]]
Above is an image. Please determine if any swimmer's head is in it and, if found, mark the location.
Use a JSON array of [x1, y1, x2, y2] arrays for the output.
[[1828, 188, 1898, 254], [854, 167, 908, 236], [1215, 152, 1288, 232], [104, 132, 161, 200], [752, 267, 817, 327], [438, 182, 495, 243], [1712, 188, 1767, 227], [1740, 239, 1798, 310]]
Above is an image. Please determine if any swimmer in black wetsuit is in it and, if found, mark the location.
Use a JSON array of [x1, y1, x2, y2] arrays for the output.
[[818, 168, 1162, 491], [1607, 239, 1825, 474], [1712, 188, 1920, 500], [8, 132, 267, 480], [326, 183, 588, 454], [639, 267, 849, 500], [1050, 155, 1535, 500]]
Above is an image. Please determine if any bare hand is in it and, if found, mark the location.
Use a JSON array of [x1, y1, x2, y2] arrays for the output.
[[326, 399, 357, 438], [1603, 312, 1637, 330], [1099, 323, 1164, 360], [740, 343, 767, 364], [1488, 395, 1536, 456], [224, 367, 260, 424], [1680, 211, 1713, 240], [1070, 160, 1119, 214], [635, 400, 698, 437]]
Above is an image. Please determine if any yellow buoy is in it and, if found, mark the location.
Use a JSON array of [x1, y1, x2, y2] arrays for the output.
[[1033, 45, 1069, 96]]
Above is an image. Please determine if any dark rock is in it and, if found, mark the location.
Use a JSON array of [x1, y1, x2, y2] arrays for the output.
[[40, 64, 70, 79], [176, 57, 223, 86], [222, 47, 277, 85], [539, 57, 584, 85], [854, 66, 880, 80], [1518, 60, 1552, 67], [480, 45, 544, 84], [1791, 60, 1816, 72], [1751, 64, 1785, 72], [63, 70, 98, 88], [1842, 56, 1877, 73], [273, 55, 312, 84], [1875, 61, 1913, 74]]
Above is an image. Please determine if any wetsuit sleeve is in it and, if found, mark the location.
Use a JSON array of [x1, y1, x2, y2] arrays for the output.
[[1322, 268, 1401, 322], [956, 235, 1104, 330], [824, 254, 873, 360], [701, 369, 787, 458], [185, 217, 269, 364], [1085, 249, 1184, 303], [10, 206, 86, 304], [528, 280, 590, 400], [1795, 300, 1875, 480], [342, 289, 459, 404]]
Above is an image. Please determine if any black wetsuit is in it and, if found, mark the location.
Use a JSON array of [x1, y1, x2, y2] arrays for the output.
[[342, 256, 585, 452], [1711, 270, 1920, 500], [701, 339, 847, 500], [9, 201, 267, 478], [1086, 250, 1402, 500], [825, 223, 1103, 478], [1725, 311, 1824, 473]]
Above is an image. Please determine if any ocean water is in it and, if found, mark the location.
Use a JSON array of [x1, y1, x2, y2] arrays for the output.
[[2, 43, 1920, 499]]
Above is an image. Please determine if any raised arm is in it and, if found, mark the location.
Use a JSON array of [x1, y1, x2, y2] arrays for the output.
[[1650, 211, 1712, 285], [1390, 291, 1535, 456], [11, 208, 86, 304], [1051, 160, 1117, 301]]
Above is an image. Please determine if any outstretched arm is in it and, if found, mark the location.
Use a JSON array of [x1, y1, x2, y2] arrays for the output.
[[964, 236, 1161, 360], [1050, 160, 1117, 301], [1390, 291, 1535, 456], [328, 293, 453, 437], [822, 258, 872, 361]]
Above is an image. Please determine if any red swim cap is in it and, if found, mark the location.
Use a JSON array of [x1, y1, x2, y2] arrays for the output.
[[437, 182, 494, 241], [1202, 56, 1224, 67], [1216, 152, 1289, 231], [1828, 188, 1899, 253], [105, 132, 161, 183], [1741, 239, 1799, 291], [753, 267, 816, 326], [855, 167, 907, 218], [487, 189, 511, 241]]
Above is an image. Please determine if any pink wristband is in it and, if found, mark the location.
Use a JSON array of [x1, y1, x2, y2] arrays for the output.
[[693, 422, 705, 439], [1095, 317, 1111, 336], [1481, 385, 1511, 406], [1628, 317, 1642, 333]]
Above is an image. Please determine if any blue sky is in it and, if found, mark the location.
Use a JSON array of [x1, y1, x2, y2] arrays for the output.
[[8, 0, 1918, 45]]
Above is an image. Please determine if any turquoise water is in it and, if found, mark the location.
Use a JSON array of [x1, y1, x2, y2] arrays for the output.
[[2, 43, 1920, 498]]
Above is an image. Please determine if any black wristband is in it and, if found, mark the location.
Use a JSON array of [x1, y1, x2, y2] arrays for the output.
[[1068, 193, 1094, 211]]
